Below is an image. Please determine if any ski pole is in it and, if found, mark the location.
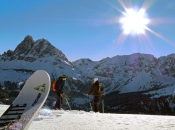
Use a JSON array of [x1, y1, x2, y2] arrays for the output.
[[62, 93, 71, 110], [88, 95, 93, 111], [102, 96, 104, 113], [65, 97, 71, 110]]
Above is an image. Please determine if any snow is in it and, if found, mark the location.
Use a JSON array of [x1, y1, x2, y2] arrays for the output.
[[1, 105, 175, 130], [0, 69, 30, 82], [144, 86, 175, 98]]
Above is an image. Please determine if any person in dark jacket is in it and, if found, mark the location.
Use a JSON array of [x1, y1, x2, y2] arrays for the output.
[[55, 74, 67, 110], [87, 78, 105, 112]]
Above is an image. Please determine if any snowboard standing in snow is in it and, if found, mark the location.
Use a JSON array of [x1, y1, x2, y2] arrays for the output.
[[0, 70, 51, 130]]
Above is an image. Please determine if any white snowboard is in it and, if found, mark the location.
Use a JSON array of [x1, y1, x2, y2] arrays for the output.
[[0, 70, 51, 130]]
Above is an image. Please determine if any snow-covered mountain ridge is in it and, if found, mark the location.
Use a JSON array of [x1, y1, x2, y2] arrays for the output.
[[1, 35, 175, 115], [0, 35, 83, 81], [73, 53, 175, 94]]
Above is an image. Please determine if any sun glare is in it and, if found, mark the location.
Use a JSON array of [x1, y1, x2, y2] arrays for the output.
[[120, 8, 150, 35], [105, 0, 175, 50]]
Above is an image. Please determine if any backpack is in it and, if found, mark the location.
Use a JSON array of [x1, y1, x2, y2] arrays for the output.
[[52, 77, 65, 92], [52, 80, 57, 92], [98, 83, 104, 94]]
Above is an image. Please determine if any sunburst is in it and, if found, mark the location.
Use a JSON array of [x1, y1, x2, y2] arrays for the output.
[[109, 0, 175, 48], [120, 8, 150, 35]]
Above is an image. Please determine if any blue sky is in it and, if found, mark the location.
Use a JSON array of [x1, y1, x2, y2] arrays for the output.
[[0, 0, 175, 61]]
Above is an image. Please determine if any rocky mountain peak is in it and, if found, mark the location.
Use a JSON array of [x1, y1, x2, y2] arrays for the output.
[[29, 38, 68, 61], [72, 58, 94, 66], [24, 35, 34, 42], [0, 35, 68, 62], [14, 35, 35, 55]]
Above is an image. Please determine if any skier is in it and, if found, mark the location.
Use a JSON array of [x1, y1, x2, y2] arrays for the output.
[[87, 78, 105, 112], [53, 74, 67, 110]]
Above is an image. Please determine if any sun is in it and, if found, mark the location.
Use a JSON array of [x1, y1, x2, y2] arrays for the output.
[[120, 8, 150, 35]]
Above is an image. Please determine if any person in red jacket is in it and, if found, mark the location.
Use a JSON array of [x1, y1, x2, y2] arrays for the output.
[[52, 74, 67, 110], [87, 78, 105, 112]]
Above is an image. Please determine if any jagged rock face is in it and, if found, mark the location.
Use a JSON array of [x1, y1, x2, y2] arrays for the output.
[[158, 54, 175, 77], [6, 50, 14, 57], [73, 53, 158, 79], [1, 35, 68, 62], [29, 39, 68, 61], [73, 53, 175, 94], [14, 35, 35, 55], [72, 58, 94, 66]]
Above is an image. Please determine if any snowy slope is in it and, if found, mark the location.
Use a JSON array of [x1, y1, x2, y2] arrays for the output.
[[1, 105, 175, 130]]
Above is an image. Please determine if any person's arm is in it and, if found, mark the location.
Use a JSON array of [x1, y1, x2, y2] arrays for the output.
[[87, 84, 95, 95]]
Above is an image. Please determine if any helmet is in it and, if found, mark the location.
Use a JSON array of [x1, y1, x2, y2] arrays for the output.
[[62, 74, 67, 78], [93, 78, 98, 83]]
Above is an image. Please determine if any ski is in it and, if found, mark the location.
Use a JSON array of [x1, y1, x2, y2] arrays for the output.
[[0, 70, 51, 130]]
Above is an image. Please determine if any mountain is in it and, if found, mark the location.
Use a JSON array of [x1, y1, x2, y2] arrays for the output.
[[73, 53, 175, 93], [0, 35, 85, 80], [0, 35, 87, 107], [73, 54, 175, 114], [1, 35, 175, 115]]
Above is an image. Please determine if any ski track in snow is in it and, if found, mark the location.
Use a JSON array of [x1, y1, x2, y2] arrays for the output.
[[0, 105, 175, 130]]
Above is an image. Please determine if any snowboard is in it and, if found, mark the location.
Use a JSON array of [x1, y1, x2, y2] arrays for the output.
[[0, 70, 51, 130]]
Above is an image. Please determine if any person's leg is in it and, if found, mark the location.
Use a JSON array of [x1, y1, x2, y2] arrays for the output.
[[59, 92, 63, 108], [93, 96, 100, 112], [55, 91, 63, 109], [55, 96, 59, 109]]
